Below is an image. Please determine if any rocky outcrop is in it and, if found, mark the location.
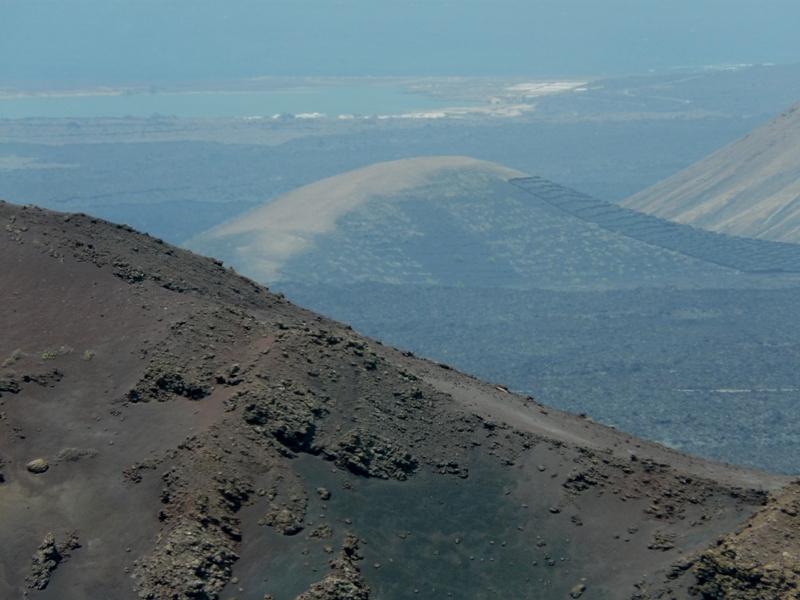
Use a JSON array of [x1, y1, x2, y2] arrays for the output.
[[126, 359, 212, 402], [333, 429, 418, 481], [133, 465, 252, 599], [294, 535, 370, 600], [0, 374, 20, 397], [133, 515, 240, 599], [26, 532, 80, 590], [243, 384, 325, 453], [261, 482, 308, 536], [692, 482, 800, 599]]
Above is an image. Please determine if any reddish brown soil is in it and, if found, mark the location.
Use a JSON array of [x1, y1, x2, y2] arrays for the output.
[[0, 200, 797, 599]]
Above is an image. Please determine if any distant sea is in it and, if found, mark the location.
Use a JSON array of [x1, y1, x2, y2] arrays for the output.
[[0, 83, 464, 119]]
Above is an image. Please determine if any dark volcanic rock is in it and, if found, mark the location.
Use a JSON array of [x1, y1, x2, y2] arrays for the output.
[[0, 375, 20, 397], [134, 466, 251, 599], [294, 534, 370, 600], [690, 483, 800, 599], [127, 361, 211, 402], [26, 532, 80, 590], [243, 384, 325, 453], [134, 516, 240, 599], [333, 429, 418, 481]]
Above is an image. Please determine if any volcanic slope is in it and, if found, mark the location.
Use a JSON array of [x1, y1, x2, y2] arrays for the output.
[[2, 201, 799, 599], [623, 103, 800, 244], [188, 156, 800, 291]]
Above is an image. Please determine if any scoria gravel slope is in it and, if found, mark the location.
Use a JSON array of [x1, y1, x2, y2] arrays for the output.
[[0, 199, 798, 599]]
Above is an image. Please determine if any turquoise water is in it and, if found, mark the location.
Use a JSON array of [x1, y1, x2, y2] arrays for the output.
[[0, 84, 463, 119]]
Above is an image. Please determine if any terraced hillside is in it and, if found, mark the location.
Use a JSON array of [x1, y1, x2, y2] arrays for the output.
[[188, 157, 800, 291], [511, 176, 800, 274]]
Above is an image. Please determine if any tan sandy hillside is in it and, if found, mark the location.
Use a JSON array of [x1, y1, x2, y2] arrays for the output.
[[623, 104, 800, 243], [187, 156, 524, 281]]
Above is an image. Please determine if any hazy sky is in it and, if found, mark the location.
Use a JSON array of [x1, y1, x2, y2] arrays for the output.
[[2, 0, 799, 85]]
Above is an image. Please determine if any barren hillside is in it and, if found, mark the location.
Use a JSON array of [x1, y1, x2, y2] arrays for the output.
[[1, 200, 798, 599], [624, 104, 800, 244]]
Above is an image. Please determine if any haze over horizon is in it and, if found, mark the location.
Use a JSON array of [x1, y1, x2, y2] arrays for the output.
[[3, 0, 800, 85], [4, 1, 800, 598]]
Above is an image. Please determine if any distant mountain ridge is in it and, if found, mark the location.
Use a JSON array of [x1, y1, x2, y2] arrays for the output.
[[511, 175, 800, 273], [623, 103, 800, 244], [189, 156, 524, 281], [188, 156, 800, 290]]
